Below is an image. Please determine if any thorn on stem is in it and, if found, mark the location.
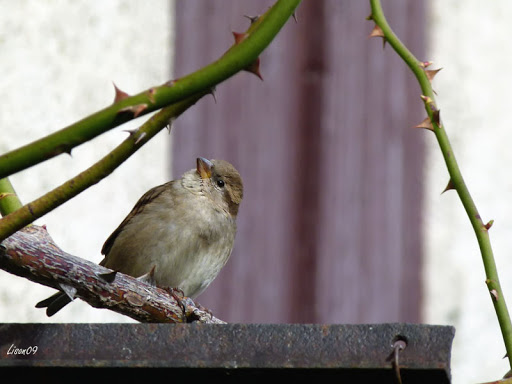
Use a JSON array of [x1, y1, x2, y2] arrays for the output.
[[132, 104, 148, 118], [484, 220, 494, 230], [441, 179, 455, 194], [243, 14, 259, 24], [209, 87, 217, 104], [232, 31, 248, 45], [123, 128, 137, 136], [420, 94, 433, 104], [368, 24, 386, 48], [113, 82, 130, 104], [368, 24, 385, 38], [413, 117, 434, 131], [166, 117, 175, 134], [118, 104, 148, 118], [245, 58, 263, 80], [134, 132, 147, 145], [425, 68, 443, 82], [123, 129, 147, 145]]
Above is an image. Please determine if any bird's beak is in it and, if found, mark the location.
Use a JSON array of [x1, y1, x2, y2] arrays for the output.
[[196, 157, 213, 179]]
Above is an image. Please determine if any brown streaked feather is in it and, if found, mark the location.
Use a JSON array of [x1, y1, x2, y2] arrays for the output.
[[100, 181, 174, 258]]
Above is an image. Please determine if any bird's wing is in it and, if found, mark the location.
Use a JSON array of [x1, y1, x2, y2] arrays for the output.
[[100, 181, 174, 259]]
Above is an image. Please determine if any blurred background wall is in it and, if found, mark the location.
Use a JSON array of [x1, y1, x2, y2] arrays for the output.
[[1, 1, 512, 383]]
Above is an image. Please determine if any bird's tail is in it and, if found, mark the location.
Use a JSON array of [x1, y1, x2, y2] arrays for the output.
[[35, 292, 72, 317]]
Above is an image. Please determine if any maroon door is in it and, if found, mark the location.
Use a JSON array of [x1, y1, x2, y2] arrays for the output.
[[172, 0, 425, 324]]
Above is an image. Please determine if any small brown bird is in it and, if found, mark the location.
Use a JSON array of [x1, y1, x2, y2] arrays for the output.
[[37, 157, 243, 316]]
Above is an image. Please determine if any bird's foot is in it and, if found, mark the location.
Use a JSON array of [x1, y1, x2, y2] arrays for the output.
[[163, 287, 212, 322], [163, 287, 193, 322]]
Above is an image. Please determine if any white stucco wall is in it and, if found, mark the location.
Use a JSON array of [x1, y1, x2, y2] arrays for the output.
[[0, 1, 174, 322], [425, 1, 512, 383]]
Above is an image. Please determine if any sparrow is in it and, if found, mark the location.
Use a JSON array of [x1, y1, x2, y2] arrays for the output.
[[36, 157, 243, 316]]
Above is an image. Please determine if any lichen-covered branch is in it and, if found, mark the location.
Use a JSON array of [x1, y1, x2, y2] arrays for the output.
[[0, 225, 223, 324], [0, 0, 302, 180], [368, 0, 512, 368]]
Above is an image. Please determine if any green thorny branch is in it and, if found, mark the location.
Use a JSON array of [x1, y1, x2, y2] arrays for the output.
[[369, 0, 512, 371], [0, 0, 302, 242]]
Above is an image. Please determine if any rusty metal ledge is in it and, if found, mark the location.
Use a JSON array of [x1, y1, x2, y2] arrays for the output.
[[0, 323, 454, 382]]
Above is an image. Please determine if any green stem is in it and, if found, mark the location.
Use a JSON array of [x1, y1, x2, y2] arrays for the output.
[[0, 92, 205, 242], [0, 0, 302, 180], [0, 178, 23, 216], [370, 0, 512, 368]]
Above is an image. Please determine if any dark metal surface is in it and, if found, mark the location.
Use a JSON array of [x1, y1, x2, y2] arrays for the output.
[[0, 323, 454, 382]]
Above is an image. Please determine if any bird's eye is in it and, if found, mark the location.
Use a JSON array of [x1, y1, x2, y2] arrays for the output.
[[217, 179, 225, 188]]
